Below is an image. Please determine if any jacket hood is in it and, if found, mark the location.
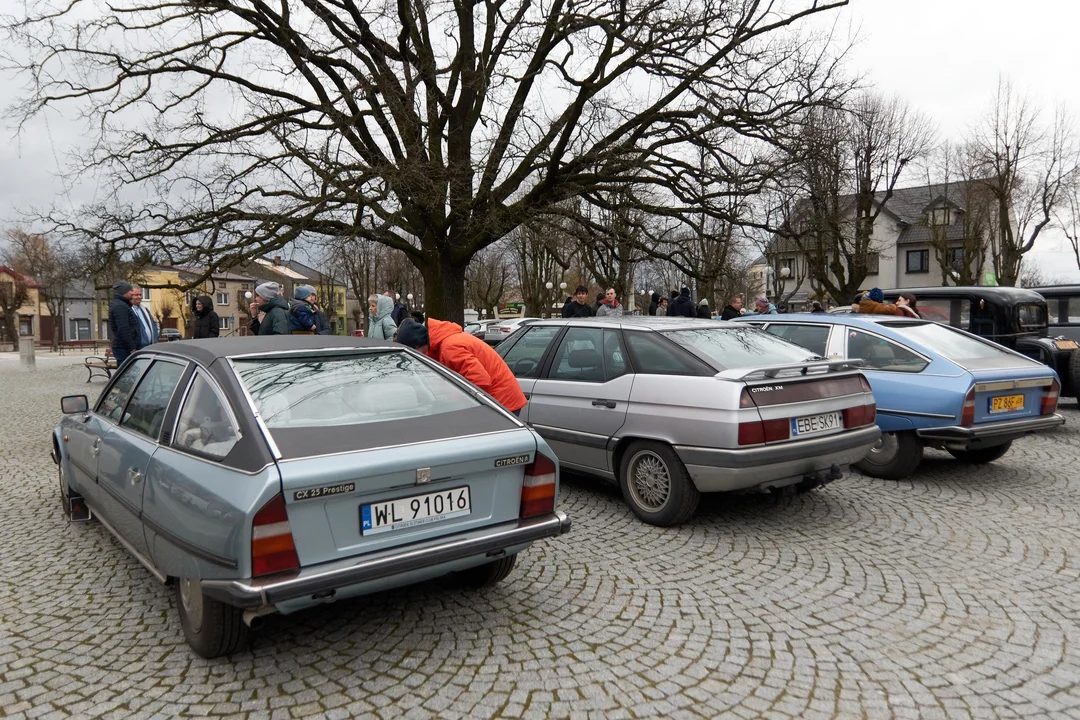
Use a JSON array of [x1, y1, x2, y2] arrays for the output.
[[193, 294, 214, 315], [374, 294, 395, 321], [264, 294, 290, 311], [426, 318, 464, 350], [679, 286, 691, 298]]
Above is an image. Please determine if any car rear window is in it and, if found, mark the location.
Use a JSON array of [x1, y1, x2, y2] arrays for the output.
[[886, 322, 1006, 362], [662, 326, 816, 369], [233, 351, 480, 428]]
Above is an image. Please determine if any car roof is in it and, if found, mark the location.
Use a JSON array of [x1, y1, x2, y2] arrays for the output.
[[142, 335, 399, 367], [882, 286, 1047, 303], [734, 313, 927, 329], [1031, 285, 1080, 296], [530, 316, 723, 331]]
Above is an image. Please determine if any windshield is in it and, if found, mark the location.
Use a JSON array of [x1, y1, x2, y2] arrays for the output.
[[662, 326, 817, 369], [233, 351, 479, 428], [887, 322, 1010, 363]]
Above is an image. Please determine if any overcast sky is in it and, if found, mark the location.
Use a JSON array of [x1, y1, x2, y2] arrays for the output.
[[1, 0, 1078, 278]]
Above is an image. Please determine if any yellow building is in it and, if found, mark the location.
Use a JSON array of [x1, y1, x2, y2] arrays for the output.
[[0, 265, 51, 346]]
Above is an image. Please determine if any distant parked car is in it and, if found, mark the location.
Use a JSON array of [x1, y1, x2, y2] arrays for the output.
[[52, 336, 569, 657], [350, 329, 365, 337], [734, 313, 1065, 479], [465, 319, 500, 340], [485, 317, 539, 345], [1033, 285, 1080, 344], [496, 317, 880, 526], [159, 328, 182, 341]]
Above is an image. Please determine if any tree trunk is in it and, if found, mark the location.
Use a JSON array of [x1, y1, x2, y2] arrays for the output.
[[420, 252, 469, 325], [2, 315, 19, 351]]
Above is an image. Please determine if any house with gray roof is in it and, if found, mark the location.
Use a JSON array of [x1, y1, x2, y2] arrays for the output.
[[767, 180, 997, 306]]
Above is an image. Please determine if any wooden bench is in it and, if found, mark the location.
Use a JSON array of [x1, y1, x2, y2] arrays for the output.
[[84, 351, 117, 382], [59, 339, 107, 355]]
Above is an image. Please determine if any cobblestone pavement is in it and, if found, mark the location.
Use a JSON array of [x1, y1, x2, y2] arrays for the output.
[[3, 359, 1080, 719]]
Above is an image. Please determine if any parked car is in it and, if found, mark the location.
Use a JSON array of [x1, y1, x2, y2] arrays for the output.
[[734, 314, 1065, 479], [465, 319, 501, 340], [485, 317, 539, 345], [52, 336, 570, 657], [880, 286, 1080, 398], [159, 328, 182, 341], [1033, 285, 1080, 344], [495, 317, 880, 526]]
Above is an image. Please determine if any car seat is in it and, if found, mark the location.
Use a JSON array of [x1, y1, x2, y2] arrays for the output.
[[568, 348, 605, 382]]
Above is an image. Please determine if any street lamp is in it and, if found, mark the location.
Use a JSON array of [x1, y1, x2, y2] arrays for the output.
[[244, 291, 252, 299], [407, 293, 413, 302], [545, 281, 553, 290], [559, 282, 567, 291]]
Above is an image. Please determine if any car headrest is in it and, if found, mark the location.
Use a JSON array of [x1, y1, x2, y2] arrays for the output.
[[568, 348, 602, 369]]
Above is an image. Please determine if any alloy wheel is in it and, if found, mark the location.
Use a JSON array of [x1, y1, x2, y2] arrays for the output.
[[628, 450, 671, 511]]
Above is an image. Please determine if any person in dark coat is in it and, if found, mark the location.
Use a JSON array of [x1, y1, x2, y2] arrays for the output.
[[668, 286, 697, 317], [288, 285, 319, 334], [191, 295, 220, 339], [696, 299, 712, 319], [248, 282, 291, 335], [108, 280, 140, 363], [720, 296, 743, 320], [648, 292, 661, 316], [385, 291, 409, 326], [562, 285, 596, 318], [592, 292, 605, 313]]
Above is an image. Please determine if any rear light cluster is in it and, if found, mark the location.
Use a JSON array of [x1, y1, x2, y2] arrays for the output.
[[1042, 379, 1060, 416], [520, 453, 557, 518], [961, 387, 976, 427], [252, 494, 300, 577], [843, 404, 876, 428], [737, 419, 790, 446]]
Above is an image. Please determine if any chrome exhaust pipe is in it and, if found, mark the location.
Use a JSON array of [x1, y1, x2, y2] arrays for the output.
[[242, 606, 276, 628]]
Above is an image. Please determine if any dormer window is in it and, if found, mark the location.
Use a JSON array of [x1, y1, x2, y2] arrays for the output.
[[930, 206, 951, 226]]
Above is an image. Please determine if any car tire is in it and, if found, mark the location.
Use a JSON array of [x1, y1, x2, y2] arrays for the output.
[[618, 441, 699, 526], [1068, 350, 1080, 399], [853, 431, 923, 480], [947, 441, 1013, 464], [457, 554, 517, 588], [175, 577, 247, 659]]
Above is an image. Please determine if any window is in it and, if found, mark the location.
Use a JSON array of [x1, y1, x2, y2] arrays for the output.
[[846, 329, 928, 373], [501, 326, 561, 378], [240, 283, 250, 291], [70, 318, 91, 341], [626, 332, 709, 375], [216, 292, 229, 306], [218, 281, 228, 290], [866, 252, 880, 275], [663, 326, 816, 370], [913, 298, 953, 324], [1017, 303, 1047, 329], [946, 247, 966, 271], [97, 358, 152, 422], [763, 324, 830, 358], [550, 327, 605, 382], [219, 316, 233, 330], [888, 322, 1008, 368], [233, 352, 481, 428], [120, 360, 186, 439], [1065, 298, 1080, 324], [604, 330, 628, 380], [930, 207, 951, 226], [174, 374, 240, 459], [141, 287, 152, 300], [906, 249, 930, 273]]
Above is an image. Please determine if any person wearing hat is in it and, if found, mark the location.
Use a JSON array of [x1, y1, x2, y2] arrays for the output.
[[288, 285, 319, 334], [396, 318, 528, 414], [248, 282, 291, 335], [696, 298, 712, 319], [107, 280, 140, 363], [857, 287, 918, 317]]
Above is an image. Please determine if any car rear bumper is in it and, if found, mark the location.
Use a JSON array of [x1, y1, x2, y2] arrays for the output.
[[673, 425, 881, 493], [916, 413, 1065, 446], [201, 510, 571, 609]]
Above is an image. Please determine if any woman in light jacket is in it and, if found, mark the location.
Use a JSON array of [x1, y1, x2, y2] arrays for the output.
[[367, 294, 399, 340]]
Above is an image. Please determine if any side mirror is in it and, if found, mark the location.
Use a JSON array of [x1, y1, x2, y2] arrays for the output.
[[61, 395, 89, 414]]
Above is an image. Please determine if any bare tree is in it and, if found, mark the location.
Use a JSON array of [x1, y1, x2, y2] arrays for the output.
[[921, 143, 993, 286], [512, 225, 566, 317], [0, 268, 29, 350], [4, 0, 850, 323], [4, 229, 86, 350], [1058, 167, 1080, 273], [465, 245, 511, 316], [968, 79, 1080, 286], [777, 93, 935, 301]]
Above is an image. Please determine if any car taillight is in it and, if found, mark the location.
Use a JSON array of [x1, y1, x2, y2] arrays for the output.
[[858, 375, 872, 393], [520, 453, 557, 518], [501, 327, 511, 333], [739, 389, 754, 408], [738, 418, 789, 445], [1042, 379, 1060, 416], [961, 387, 976, 427], [843, 403, 877, 428], [251, 494, 299, 577]]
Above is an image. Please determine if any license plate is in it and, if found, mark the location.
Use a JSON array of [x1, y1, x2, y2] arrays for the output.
[[791, 411, 843, 436], [360, 486, 471, 535], [1055, 340, 1078, 350], [989, 394, 1025, 414]]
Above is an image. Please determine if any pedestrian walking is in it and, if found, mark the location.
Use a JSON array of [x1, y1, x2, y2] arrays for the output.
[[367, 294, 399, 340], [107, 280, 140, 363], [668, 287, 696, 317], [396, 318, 528, 414], [191, 295, 220, 339], [696, 299, 712, 319], [248, 282, 291, 335]]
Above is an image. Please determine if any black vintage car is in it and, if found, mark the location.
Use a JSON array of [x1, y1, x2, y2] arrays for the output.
[[882, 286, 1080, 398], [1032, 286, 1080, 344]]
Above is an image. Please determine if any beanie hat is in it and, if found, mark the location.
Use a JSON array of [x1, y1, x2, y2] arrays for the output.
[[698, 298, 709, 306], [395, 318, 429, 348], [255, 282, 279, 301], [293, 284, 315, 300], [868, 287, 884, 302], [112, 280, 133, 296]]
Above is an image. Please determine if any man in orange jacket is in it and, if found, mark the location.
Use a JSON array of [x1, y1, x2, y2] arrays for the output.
[[395, 318, 528, 414]]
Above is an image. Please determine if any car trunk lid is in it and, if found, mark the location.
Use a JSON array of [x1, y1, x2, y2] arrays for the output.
[[965, 367, 1056, 425]]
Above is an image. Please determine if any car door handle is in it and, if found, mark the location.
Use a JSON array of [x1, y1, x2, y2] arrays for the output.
[[91, 439, 101, 457], [127, 468, 143, 483], [592, 399, 617, 409]]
